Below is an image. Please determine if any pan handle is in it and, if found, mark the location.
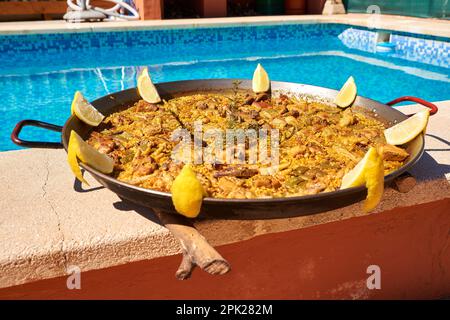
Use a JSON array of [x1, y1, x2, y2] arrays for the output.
[[386, 96, 438, 115], [11, 120, 63, 149]]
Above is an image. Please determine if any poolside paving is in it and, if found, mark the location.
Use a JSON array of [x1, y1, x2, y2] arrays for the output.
[[0, 101, 449, 288]]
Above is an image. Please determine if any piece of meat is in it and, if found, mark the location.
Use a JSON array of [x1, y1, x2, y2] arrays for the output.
[[144, 122, 163, 135], [132, 155, 157, 177], [243, 95, 255, 105], [312, 115, 328, 126], [253, 176, 281, 189], [254, 176, 272, 188], [288, 145, 306, 157], [289, 110, 300, 118], [252, 101, 271, 109], [255, 93, 269, 102], [218, 107, 227, 118], [306, 182, 326, 194], [238, 110, 259, 122], [272, 118, 287, 129], [196, 101, 208, 110], [88, 132, 116, 154], [97, 140, 115, 154], [284, 115, 299, 128], [378, 144, 409, 161], [360, 128, 379, 140], [271, 179, 281, 189], [212, 162, 225, 170], [248, 110, 260, 119], [213, 166, 258, 178], [217, 177, 243, 195], [279, 107, 289, 114], [304, 168, 325, 180], [108, 114, 133, 127], [136, 102, 158, 112], [307, 143, 324, 155], [109, 151, 123, 170], [339, 109, 355, 127]]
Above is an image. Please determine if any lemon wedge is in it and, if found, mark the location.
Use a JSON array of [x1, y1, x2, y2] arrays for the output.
[[334, 76, 357, 108], [340, 149, 372, 189], [363, 151, 384, 212], [137, 67, 161, 104], [171, 164, 204, 218], [341, 147, 384, 212], [70, 91, 82, 115], [252, 63, 270, 93], [71, 91, 105, 126], [68, 133, 89, 185], [67, 130, 114, 185], [384, 109, 429, 145]]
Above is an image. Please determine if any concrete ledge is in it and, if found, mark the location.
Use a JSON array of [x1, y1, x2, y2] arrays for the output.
[[1, 198, 449, 299], [0, 14, 449, 38], [0, 148, 180, 288], [0, 102, 449, 288]]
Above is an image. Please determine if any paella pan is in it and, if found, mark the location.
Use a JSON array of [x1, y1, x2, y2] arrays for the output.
[[11, 77, 437, 219]]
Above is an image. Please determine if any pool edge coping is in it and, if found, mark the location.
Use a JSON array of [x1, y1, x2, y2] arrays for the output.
[[0, 14, 449, 38]]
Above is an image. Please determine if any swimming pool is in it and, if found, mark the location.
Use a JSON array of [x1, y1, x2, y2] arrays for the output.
[[1, 23, 449, 151]]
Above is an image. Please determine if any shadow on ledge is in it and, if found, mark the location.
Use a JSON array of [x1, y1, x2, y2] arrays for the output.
[[425, 133, 450, 152], [113, 199, 162, 225], [72, 170, 105, 193], [411, 150, 450, 182]]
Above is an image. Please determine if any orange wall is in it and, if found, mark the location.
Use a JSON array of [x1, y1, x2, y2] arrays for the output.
[[194, 0, 227, 17], [135, 0, 163, 20], [306, 0, 327, 14], [1, 199, 449, 299]]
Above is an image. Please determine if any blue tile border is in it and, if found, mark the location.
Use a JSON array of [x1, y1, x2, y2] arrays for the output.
[[338, 26, 450, 68], [0, 23, 448, 72], [0, 23, 344, 55]]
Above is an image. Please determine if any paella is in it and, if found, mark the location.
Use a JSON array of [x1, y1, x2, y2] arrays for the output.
[[85, 89, 409, 199]]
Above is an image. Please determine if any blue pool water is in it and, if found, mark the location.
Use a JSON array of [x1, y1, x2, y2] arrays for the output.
[[0, 23, 449, 151]]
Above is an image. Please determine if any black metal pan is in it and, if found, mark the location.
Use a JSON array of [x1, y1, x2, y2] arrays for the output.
[[11, 79, 438, 219]]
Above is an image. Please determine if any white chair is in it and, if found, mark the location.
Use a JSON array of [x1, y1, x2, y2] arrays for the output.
[[64, 0, 139, 22]]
